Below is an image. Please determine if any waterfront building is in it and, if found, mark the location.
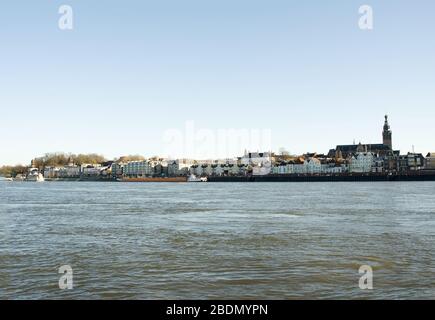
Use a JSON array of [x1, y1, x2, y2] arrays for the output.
[[382, 115, 392, 149], [328, 115, 394, 158], [321, 161, 344, 174], [237, 164, 249, 176], [241, 151, 272, 176], [123, 161, 153, 177], [349, 152, 374, 173], [81, 164, 103, 177], [58, 165, 81, 178], [384, 151, 400, 172], [425, 153, 435, 170], [43, 167, 60, 179], [252, 162, 272, 176], [228, 163, 239, 175], [203, 164, 213, 176], [397, 155, 408, 173], [111, 163, 124, 178], [372, 156, 384, 173], [305, 158, 322, 174], [153, 163, 167, 177], [215, 164, 224, 176], [273, 163, 288, 175], [167, 159, 195, 176], [271, 158, 343, 175], [293, 162, 306, 174], [240, 151, 272, 166], [398, 153, 425, 172], [192, 164, 204, 176]]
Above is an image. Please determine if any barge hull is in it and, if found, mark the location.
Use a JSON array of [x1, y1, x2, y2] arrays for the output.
[[119, 177, 187, 182]]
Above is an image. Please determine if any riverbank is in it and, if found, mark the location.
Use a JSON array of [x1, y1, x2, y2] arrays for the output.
[[26, 171, 435, 183], [209, 172, 435, 182]]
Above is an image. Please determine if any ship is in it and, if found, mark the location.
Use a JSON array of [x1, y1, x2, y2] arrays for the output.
[[26, 168, 45, 182], [118, 176, 187, 182]]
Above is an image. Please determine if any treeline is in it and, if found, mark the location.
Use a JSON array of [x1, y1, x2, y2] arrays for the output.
[[114, 155, 145, 163], [31, 153, 148, 167], [0, 165, 28, 178], [32, 153, 107, 168], [1, 153, 147, 177]]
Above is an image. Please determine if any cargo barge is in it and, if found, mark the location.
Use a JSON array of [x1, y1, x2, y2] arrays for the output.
[[119, 177, 187, 182]]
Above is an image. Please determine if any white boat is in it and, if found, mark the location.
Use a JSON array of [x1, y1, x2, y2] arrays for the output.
[[26, 168, 45, 182], [187, 174, 207, 182]]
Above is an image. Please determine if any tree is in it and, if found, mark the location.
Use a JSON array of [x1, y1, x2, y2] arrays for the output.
[[115, 155, 145, 163], [31, 152, 107, 168], [0, 165, 28, 177]]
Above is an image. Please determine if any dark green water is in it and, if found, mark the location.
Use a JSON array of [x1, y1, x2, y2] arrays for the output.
[[0, 181, 434, 299]]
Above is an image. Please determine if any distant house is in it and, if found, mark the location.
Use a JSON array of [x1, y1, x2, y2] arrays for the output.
[[305, 158, 321, 174], [425, 153, 435, 170], [240, 151, 272, 166], [167, 159, 195, 177], [349, 152, 374, 173], [406, 153, 425, 171], [123, 161, 152, 177]]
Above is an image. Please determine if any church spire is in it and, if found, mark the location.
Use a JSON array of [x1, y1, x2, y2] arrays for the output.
[[383, 115, 392, 149]]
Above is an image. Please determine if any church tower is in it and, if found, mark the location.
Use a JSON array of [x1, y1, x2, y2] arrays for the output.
[[383, 115, 392, 149]]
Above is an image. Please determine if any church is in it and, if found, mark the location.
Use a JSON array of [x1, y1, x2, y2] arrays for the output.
[[328, 115, 395, 159]]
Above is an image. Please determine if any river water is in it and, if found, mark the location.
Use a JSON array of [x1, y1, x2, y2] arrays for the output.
[[0, 181, 434, 299]]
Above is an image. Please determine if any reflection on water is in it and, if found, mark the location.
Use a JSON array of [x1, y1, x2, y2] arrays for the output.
[[1, 181, 434, 299]]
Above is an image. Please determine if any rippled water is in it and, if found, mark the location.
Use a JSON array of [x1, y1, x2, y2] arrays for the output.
[[0, 181, 434, 299]]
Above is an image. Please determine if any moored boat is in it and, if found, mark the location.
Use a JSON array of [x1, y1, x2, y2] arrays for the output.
[[187, 174, 208, 182], [26, 168, 45, 182]]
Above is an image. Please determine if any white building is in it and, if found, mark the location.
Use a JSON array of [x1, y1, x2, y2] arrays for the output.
[[372, 156, 384, 173], [123, 161, 153, 177], [59, 165, 81, 178], [349, 152, 374, 173], [240, 152, 272, 166], [43, 167, 60, 179], [321, 163, 344, 174], [241, 152, 272, 176], [167, 159, 195, 176], [305, 158, 322, 174]]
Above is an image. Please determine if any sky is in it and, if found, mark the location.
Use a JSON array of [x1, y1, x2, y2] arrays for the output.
[[1, 0, 434, 165]]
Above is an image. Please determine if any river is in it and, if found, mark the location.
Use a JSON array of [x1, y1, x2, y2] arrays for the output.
[[0, 181, 434, 299]]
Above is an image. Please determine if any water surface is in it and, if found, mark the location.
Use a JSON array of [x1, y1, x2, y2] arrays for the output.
[[0, 181, 434, 299]]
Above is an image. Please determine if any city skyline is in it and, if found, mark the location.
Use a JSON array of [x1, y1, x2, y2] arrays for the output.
[[1, 0, 435, 165], [2, 114, 432, 166]]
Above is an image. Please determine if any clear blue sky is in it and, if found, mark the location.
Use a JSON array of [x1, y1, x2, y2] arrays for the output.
[[1, 0, 434, 165]]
